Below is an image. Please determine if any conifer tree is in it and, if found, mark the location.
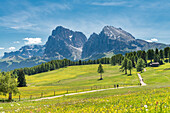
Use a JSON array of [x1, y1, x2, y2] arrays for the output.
[[120, 57, 128, 74], [17, 69, 27, 87], [136, 58, 145, 72], [111, 56, 116, 65], [127, 60, 133, 75], [164, 47, 169, 60], [155, 48, 159, 55], [97, 64, 104, 80], [160, 50, 164, 60], [169, 48, 170, 63], [147, 49, 154, 63]]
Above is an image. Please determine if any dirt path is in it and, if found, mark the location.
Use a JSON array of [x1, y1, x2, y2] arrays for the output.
[[144, 68, 146, 72], [137, 72, 147, 86], [31, 86, 138, 101]]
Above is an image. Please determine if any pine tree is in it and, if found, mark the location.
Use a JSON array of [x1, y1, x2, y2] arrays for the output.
[[147, 49, 154, 63], [111, 56, 116, 65], [127, 60, 133, 75], [17, 69, 27, 87], [97, 64, 104, 80], [169, 48, 170, 63], [120, 57, 128, 74], [79, 60, 82, 65], [155, 48, 159, 55], [136, 58, 145, 72], [160, 50, 164, 60], [154, 54, 160, 62], [164, 47, 169, 59]]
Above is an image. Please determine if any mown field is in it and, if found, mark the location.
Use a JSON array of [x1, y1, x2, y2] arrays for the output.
[[0, 64, 139, 100], [0, 63, 170, 112]]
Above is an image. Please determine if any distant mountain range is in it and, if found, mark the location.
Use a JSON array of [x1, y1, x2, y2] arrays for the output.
[[82, 26, 168, 59], [0, 26, 169, 71], [3, 45, 45, 59]]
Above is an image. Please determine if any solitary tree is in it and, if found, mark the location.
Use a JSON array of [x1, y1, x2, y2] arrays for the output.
[[0, 72, 19, 101], [17, 69, 27, 87], [136, 58, 145, 73], [97, 64, 104, 80], [127, 60, 133, 75], [120, 57, 128, 74]]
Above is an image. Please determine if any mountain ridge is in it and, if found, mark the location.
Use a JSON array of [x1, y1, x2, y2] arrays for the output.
[[0, 25, 169, 71]]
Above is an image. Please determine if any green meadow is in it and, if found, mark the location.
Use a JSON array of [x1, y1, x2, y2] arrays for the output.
[[1, 64, 139, 99], [0, 63, 170, 112]]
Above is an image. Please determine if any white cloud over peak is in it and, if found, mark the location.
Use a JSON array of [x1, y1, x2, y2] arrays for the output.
[[23, 38, 42, 45], [9, 47, 16, 50], [146, 38, 158, 42], [0, 47, 4, 50], [14, 41, 20, 44]]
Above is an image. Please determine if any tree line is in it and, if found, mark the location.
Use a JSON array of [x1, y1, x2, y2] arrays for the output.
[[11, 57, 110, 76], [112, 47, 170, 75]]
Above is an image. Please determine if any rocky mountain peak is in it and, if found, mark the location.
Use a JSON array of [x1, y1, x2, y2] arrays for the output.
[[2, 45, 45, 59], [44, 26, 87, 60], [101, 26, 135, 41]]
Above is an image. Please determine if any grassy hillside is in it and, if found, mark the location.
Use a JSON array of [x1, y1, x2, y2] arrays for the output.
[[141, 63, 170, 86], [0, 63, 170, 112], [0, 64, 139, 99]]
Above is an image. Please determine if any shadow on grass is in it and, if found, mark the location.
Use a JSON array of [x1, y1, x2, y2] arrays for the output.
[[0, 99, 14, 103], [98, 78, 103, 81], [127, 74, 132, 76]]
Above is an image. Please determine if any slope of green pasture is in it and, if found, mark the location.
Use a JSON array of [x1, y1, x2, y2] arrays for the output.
[[0, 64, 139, 99], [141, 63, 170, 85], [26, 64, 138, 87]]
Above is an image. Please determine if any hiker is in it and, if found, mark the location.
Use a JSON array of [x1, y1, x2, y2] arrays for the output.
[[117, 84, 119, 88], [114, 84, 116, 88]]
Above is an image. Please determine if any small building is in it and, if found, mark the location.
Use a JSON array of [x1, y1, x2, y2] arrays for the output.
[[150, 62, 160, 67]]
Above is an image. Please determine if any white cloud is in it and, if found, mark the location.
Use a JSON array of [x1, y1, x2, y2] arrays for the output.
[[10, 24, 35, 30], [14, 41, 20, 44], [146, 38, 158, 42], [151, 38, 158, 42], [23, 38, 42, 45], [91, 1, 127, 6], [0, 47, 4, 50], [9, 47, 16, 50]]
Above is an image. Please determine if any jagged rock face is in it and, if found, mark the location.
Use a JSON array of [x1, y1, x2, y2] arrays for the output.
[[82, 26, 136, 58], [44, 26, 87, 60], [101, 26, 135, 42], [82, 26, 168, 58], [3, 45, 45, 59]]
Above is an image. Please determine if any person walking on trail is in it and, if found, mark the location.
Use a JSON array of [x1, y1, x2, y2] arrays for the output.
[[117, 84, 119, 88], [114, 84, 116, 88]]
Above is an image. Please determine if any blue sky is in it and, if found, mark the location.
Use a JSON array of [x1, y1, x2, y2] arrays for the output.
[[0, 0, 170, 56]]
